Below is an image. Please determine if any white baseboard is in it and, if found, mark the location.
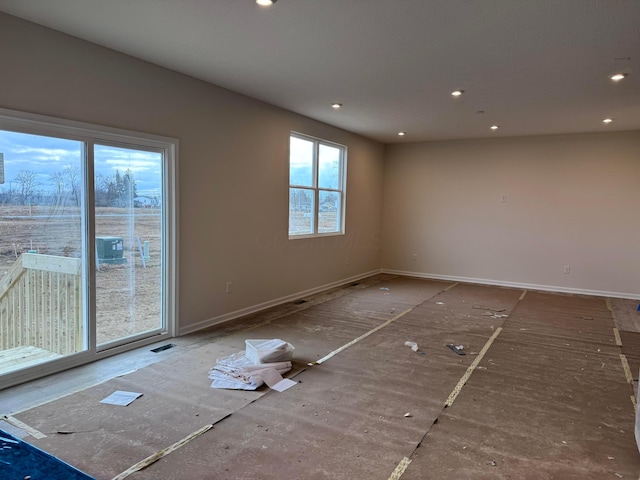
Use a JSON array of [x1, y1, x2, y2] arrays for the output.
[[381, 269, 640, 300], [180, 267, 639, 337], [179, 269, 383, 336]]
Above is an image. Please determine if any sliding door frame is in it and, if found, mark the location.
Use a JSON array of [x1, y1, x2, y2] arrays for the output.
[[0, 107, 178, 390]]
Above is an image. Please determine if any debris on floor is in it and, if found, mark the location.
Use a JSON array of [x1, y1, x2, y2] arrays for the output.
[[473, 305, 505, 312], [209, 352, 293, 391], [404, 341, 419, 352], [209, 339, 295, 391], [482, 311, 509, 318], [404, 412, 412, 417], [99, 391, 143, 406], [446, 344, 466, 355], [379, 287, 390, 291], [245, 339, 294, 364]]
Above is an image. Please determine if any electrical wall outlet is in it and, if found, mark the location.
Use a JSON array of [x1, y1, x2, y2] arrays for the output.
[[226, 282, 233, 293], [563, 266, 570, 274]]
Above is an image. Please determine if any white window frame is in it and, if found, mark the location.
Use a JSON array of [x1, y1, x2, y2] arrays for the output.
[[288, 132, 347, 239]]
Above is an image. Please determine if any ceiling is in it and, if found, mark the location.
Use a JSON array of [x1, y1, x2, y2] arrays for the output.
[[0, 0, 638, 144]]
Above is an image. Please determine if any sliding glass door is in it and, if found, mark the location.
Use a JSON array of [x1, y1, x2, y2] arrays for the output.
[[0, 109, 176, 386], [94, 144, 164, 347], [0, 130, 86, 375]]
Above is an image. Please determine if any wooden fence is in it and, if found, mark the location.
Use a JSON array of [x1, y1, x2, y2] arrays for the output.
[[0, 253, 83, 356]]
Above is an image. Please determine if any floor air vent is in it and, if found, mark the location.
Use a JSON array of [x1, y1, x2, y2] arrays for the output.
[[151, 343, 176, 353]]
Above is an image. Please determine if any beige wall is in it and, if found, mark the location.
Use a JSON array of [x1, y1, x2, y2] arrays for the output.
[[0, 13, 385, 333], [382, 131, 640, 297], [1, 12, 637, 341]]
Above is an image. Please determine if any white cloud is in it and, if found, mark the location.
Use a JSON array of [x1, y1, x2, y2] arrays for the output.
[[13, 146, 76, 162]]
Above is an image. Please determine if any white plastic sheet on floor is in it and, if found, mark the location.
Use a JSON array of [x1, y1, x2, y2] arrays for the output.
[[209, 353, 291, 390]]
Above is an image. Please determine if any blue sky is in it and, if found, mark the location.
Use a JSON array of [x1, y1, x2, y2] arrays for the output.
[[0, 130, 162, 197], [289, 136, 342, 189]]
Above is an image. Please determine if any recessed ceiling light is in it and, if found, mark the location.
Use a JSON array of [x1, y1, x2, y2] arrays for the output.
[[610, 73, 629, 81], [451, 90, 464, 97], [490, 125, 499, 130], [331, 103, 342, 109], [397, 131, 406, 136], [602, 118, 614, 124], [256, 0, 276, 6]]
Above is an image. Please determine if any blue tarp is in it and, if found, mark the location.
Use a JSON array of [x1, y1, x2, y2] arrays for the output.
[[0, 429, 94, 480]]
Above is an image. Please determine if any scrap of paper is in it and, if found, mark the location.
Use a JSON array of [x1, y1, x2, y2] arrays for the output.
[[271, 378, 297, 392], [260, 368, 297, 392], [100, 391, 143, 406]]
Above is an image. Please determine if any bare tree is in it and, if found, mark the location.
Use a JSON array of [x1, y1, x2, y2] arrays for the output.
[[14, 170, 39, 205], [63, 165, 81, 204], [49, 171, 66, 196], [94, 169, 137, 207], [95, 172, 117, 207]]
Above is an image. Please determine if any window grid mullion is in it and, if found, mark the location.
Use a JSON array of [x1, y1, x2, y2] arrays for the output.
[[313, 141, 319, 234]]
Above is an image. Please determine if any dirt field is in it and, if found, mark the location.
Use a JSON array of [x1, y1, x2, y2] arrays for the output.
[[0, 205, 162, 345]]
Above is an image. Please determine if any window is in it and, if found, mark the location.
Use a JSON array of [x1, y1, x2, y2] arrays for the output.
[[289, 133, 346, 237]]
